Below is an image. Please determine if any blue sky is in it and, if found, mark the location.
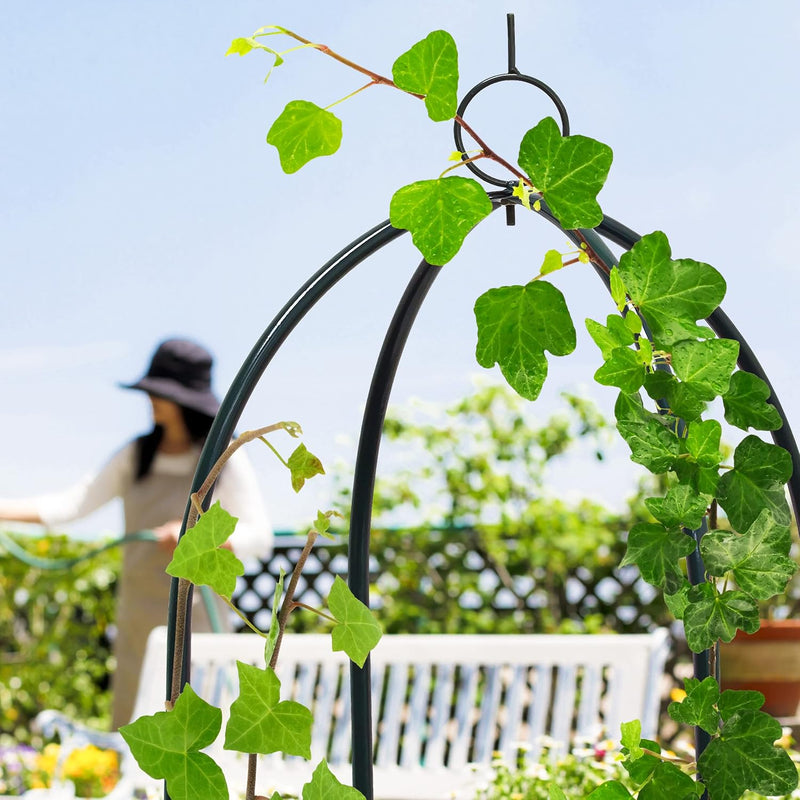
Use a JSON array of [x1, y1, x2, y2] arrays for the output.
[[2, 2, 799, 534]]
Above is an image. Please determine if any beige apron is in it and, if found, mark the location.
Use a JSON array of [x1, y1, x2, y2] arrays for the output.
[[113, 470, 229, 728]]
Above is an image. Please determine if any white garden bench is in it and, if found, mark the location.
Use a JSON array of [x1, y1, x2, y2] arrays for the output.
[[36, 627, 670, 800]]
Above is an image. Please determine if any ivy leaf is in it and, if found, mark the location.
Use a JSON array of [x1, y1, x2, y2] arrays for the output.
[[639, 762, 700, 800], [718, 688, 765, 721], [312, 510, 341, 540], [620, 719, 643, 761], [119, 685, 227, 800], [224, 662, 312, 756], [166, 502, 244, 600], [226, 37, 284, 81], [594, 347, 646, 393], [643, 371, 707, 422], [474, 281, 576, 401], [586, 315, 634, 360], [664, 581, 691, 620], [517, 116, 613, 230], [391, 30, 458, 122], [621, 523, 696, 593], [265, 569, 285, 666], [617, 231, 726, 348], [667, 676, 719, 734], [700, 509, 796, 599], [288, 443, 325, 493], [671, 338, 739, 400], [586, 782, 634, 799], [328, 576, 382, 668], [683, 583, 760, 653], [698, 710, 798, 800], [672, 458, 720, 498], [683, 419, 723, 469], [723, 371, 783, 431], [609, 267, 627, 311], [717, 435, 793, 532], [267, 100, 342, 174], [389, 176, 492, 265], [540, 249, 564, 276], [614, 392, 681, 473], [302, 760, 366, 800], [621, 738, 661, 785], [645, 484, 710, 530]]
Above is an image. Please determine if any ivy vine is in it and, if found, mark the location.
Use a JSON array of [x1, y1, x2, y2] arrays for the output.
[[122, 23, 798, 800]]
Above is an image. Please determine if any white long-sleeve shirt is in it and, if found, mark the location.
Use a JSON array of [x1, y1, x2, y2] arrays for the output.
[[33, 440, 271, 560]]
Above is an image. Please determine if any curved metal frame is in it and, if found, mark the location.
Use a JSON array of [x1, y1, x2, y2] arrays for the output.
[[163, 15, 800, 800]]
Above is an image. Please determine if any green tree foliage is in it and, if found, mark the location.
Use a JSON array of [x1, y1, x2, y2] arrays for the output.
[[333, 382, 660, 635], [0, 533, 119, 745]]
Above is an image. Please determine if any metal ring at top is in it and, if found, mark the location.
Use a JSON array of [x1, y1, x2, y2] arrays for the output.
[[453, 72, 571, 187]]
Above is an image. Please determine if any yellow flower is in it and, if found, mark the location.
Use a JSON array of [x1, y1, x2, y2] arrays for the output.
[[670, 687, 687, 703]]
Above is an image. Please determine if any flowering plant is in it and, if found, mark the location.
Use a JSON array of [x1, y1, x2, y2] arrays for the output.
[[474, 735, 800, 800], [0, 742, 119, 798]]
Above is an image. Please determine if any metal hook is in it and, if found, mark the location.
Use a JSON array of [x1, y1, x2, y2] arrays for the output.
[[452, 12, 571, 197]]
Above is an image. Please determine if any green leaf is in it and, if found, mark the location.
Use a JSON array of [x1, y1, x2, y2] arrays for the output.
[[303, 760, 366, 800], [594, 347, 646, 393], [698, 710, 798, 800], [328, 576, 382, 668], [614, 392, 681, 473], [620, 719, 643, 761], [621, 523, 696, 593], [683, 419, 723, 469], [586, 782, 634, 799], [288, 443, 325, 493], [638, 761, 699, 800], [267, 100, 342, 174], [671, 338, 739, 399], [389, 176, 492, 265], [391, 30, 458, 122], [645, 484, 710, 530], [119, 685, 227, 800], [667, 676, 719, 734], [540, 249, 564, 275], [617, 231, 726, 348], [664, 581, 691, 620], [312, 509, 340, 540], [226, 36, 284, 81], [700, 509, 795, 599], [717, 435, 793, 532], [683, 583, 760, 653], [723, 371, 783, 431], [718, 688, 765, 721], [586, 315, 634, 360], [517, 116, 613, 230], [625, 311, 643, 335], [672, 458, 720, 498], [224, 662, 312, 756], [643, 371, 707, 422], [166, 502, 244, 600], [474, 281, 576, 401], [265, 569, 285, 665], [549, 786, 568, 800], [622, 738, 661, 785], [609, 267, 627, 310]]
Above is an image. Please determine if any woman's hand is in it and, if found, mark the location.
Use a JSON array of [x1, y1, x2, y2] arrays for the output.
[[153, 518, 234, 552], [153, 520, 182, 553]]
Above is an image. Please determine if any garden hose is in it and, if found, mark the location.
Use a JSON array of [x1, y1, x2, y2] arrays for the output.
[[0, 529, 224, 633]]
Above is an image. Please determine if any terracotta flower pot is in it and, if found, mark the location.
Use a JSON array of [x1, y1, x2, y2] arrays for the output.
[[720, 619, 800, 718]]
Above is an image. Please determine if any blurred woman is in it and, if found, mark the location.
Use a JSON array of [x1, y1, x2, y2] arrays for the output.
[[0, 338, 272, 727]]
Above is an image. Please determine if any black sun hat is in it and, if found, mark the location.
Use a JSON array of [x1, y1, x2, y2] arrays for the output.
[[121, 338, 220, 417]]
